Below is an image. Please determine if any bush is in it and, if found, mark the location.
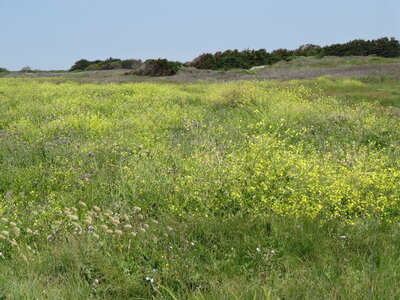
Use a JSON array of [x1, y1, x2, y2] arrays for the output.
[[294, 44, 323, 57], [189, 49, 273, 70], [84, 63, 104, 71], [121, 59, 143, 69], [130, 59, 181, 76], [100, 57, 122, 70], [0, 67, 8, 73], [20, 66, 32, 72], [70, 59, 91, 71]]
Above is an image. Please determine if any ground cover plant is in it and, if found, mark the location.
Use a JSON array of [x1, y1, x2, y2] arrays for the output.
[[0, 77, 399, 299]]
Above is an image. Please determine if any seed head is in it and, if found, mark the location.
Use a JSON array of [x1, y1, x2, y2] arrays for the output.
[[20, 254, 28, 263], [11, 227, 20, 237], [78, 201, 87, 207], [67, 214, 79, 221], [71, 222, 81, 229], [133, 207, 142, 213], [114, 230, 123, 236], [111, 218, 120, 225], [93, 205, 101, 212], [9, 239, 18, 247]]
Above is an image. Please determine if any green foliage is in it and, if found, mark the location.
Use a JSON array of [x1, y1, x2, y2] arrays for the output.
[[100, 57, 122, 70], [121, 59, 143, 69], [0, 67, 8, 73], [190, 49, 273, 70], [132, 59, 182, 76], [70, 58, 128, 71], [295, 44, 323, 56], [84, 62, 104, 71], [70, 59, 92, 71], [190, 37, 400, 71], [323, 37, 400, 57]]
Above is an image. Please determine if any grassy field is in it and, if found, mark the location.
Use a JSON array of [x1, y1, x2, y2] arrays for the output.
[[0, 76, 399, 299]]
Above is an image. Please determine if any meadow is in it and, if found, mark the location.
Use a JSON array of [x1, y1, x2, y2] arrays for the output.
[[0, 77, 399, 299]]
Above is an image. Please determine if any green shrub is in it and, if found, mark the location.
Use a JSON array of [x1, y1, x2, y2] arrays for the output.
[[190, 49, 273, 70], [100, 57, 122, 70], [121, 59, 143, 69], [286, 55, 299, 61], [70, 59, 91, 71], [20, 66, 32, 72], [84, 63, 104, 71], [131, 59, 181, 76], [0, 67, 8, 73]]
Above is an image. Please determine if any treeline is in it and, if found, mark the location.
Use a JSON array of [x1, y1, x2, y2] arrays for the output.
[[69, 37, 400, 74], [70, 57, 143, 71], [189, 37, 400, 70]]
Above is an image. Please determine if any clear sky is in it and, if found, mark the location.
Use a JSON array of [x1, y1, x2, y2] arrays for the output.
[[1, 0, 399, 70]]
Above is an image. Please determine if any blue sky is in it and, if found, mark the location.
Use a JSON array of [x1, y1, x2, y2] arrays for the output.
[[1, 0, 399, 70]]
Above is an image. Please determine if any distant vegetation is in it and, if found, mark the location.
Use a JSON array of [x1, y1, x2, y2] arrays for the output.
[[69, 57, 143, 71], [189, 37, 400, 70], [20, 66, 32, 72], [125, 59, 182, 76], [0, 67, 8, 73], [70, 57, 182, 76], [68, 37, 400, 76]]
